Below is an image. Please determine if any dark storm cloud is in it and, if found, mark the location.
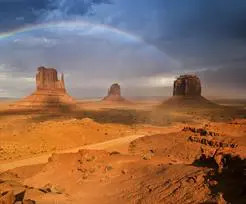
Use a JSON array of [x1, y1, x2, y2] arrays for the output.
[[38, 0, 112, 21], [149, 0, 246, 92], [0, 0, 48, 31], [86, 0, 246, 86], [0, 0, 245, 97], [157, 0, 246, 39], [148, 1, 246, 58], [0, 0, 112, 31]]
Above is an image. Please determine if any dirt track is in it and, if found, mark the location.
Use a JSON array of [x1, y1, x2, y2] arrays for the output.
[[0, 123, 182, 172], [0, 134, 145, 172]]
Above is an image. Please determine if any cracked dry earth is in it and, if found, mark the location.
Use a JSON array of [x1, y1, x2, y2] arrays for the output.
[[0, 119, 245, 204]]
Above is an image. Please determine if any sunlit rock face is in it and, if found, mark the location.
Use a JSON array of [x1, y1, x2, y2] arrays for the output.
[[173, 75, 202, 97], [36, 67, 65, 93], [103, 83, 127, 102], [10, 67, 76, 110]]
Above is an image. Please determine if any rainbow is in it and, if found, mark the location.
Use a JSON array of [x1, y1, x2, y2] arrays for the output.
[[0, 20, 143, 43]]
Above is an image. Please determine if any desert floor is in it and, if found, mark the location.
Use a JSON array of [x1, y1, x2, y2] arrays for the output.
[[0, 98, 245, 204]]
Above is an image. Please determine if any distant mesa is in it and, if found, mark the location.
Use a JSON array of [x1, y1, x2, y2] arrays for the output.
[[173, 75, 201, 97], [10, 66, 76, 110], [102, 83, 128, 102], [162, 74, 216, 107]]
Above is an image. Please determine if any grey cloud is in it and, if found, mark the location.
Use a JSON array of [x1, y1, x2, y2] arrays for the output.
[[38, 0, 112, 22], [0, 28, 180, 97], [0, 0, 246, 98]]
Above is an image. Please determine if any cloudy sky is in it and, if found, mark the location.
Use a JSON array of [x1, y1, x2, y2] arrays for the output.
[[0, 0, 245, 98]]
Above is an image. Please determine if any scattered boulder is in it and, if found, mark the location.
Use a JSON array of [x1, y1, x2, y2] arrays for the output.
[[188, 136, 238, 149], [183, 126, 220, 136], [39, 184, 64, 194]]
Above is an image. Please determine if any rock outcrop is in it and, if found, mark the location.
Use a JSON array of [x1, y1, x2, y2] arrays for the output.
[[162, 74, 215, 107], [108, 83, 121, 96], [173, 75, 201, 96], [103, 83, 128, 102], [36, 67, 65, 92], [10, 67, 76, 110]]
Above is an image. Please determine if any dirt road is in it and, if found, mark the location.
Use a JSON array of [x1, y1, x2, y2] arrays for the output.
[[0, 125, 180, 172], [0, 134, 145, 172]]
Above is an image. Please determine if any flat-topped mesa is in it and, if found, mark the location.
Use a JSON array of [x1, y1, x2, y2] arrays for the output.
[[161, 74, 216, 107], [36, 67, 65, 93], [103, 83, 127, 102], [173, 75, 201, 97], [9, 66, 76, 110]]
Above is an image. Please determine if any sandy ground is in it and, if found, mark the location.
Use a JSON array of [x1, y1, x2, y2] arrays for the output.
[[0, 99, 245, 204], [0, 124, 182, 172]]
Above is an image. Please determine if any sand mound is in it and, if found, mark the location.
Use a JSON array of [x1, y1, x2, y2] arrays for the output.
[[1, 121, 246, 203], [162, 95, 217, 108], [10, 90, 76, 110], [1, 136, 245, 204], [0, 149, 212, 204]]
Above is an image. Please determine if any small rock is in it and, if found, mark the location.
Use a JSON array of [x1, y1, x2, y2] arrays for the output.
[[121, 169, 128, 175], [208, 180, 218, 187], [50, 185, 64, 194], [105, 165, 113, 172], [39, 184, 51, 193], [215, 193, 226, 204], [143, 153, 153, 160], [110, 151, 120, 156], [39, 184, 64, 194], [186, 177, 196, 184], [85, 155, 96, 162]]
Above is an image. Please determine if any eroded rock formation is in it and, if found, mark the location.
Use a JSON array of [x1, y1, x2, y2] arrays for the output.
[[173, 75, 201, 96], [103, 83, 127, 102], [36, 67, 65, 92], [10, 67, 76, 110], [108, 83, 121, 96], [162, 74, 215, 107]]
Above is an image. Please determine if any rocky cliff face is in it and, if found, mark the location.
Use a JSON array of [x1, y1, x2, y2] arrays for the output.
[[36, 67, 65, 92], [173, 75, 201, 97], [107, 83, 121, 96], [10, 67, 75, 110], [103, 83, 127, 102], [161, 74, 216, 107]]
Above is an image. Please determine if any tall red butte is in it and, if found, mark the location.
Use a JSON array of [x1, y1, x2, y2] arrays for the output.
[[10, 67, 76, 110], [162, 74, 216, 107], [102, 83, 128, 102]]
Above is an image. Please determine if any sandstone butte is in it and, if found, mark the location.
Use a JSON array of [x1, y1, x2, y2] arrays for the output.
[[10, 66, 76, 110], [102, 83, 128, 102], [163, 74, 215, 107]]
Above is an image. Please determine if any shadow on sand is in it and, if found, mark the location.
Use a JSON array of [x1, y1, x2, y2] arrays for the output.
[[0, 98, 245, 126]]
